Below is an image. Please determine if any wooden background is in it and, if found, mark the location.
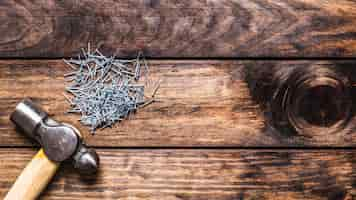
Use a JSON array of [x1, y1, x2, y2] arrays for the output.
[[0, 0, 356, 199]]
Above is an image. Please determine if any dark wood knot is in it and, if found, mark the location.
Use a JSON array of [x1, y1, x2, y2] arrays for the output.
[[271, 66, 353, 136]]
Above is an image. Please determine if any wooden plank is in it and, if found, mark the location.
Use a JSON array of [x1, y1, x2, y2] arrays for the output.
[[1, 0, 356, 58], [1, 60, 356, 147], [1, 149, 356, 199]]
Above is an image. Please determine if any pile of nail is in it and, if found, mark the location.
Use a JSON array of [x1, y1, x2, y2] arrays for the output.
[[63, 47, 152, 133]]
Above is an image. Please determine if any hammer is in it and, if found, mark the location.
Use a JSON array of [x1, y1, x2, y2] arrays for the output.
[[5, 99, 100, 200]]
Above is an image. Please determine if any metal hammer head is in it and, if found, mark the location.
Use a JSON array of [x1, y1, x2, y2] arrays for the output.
[[10, 99, 99, 174]]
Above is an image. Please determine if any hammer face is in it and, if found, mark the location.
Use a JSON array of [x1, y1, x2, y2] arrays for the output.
[[10, 99, 47, 140], [11, 98, 100, 173], [10, 99, 79, 162]]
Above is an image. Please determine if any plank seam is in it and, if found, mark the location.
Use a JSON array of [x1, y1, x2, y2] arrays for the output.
[[2, 146, 356, 150], [1, 57, 356, 61]]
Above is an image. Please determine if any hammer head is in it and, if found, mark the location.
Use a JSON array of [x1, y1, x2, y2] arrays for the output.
[[10, 99, 99, 174]]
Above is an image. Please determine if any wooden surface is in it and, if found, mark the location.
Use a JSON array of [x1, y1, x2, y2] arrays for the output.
[[1, 149, 356, 200], [1, 0, 356, 58], [1, 0, 356, 199], [1, 60, 355, 147]]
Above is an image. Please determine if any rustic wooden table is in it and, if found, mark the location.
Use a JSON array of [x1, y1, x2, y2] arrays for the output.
[[1, 1, 356, 199]]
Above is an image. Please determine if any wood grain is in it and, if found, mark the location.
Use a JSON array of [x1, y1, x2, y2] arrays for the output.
[[1, 0, 356, 58], [1, 149, 356, 200], [0, 60, 355, 147]]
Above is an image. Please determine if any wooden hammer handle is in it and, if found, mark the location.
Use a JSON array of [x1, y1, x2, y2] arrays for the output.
[[4, 149, 60, 200]]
